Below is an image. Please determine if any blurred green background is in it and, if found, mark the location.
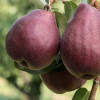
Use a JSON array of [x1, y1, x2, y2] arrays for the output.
[[0, 0, 100, 100]]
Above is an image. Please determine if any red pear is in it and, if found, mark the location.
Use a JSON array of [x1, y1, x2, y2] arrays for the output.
[[6, 9, 60, 70], [40, 65, 86, 94], [61, 4, 100, 80]]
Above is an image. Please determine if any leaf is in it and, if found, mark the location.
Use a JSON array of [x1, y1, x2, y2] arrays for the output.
[[72, 88, 90, 100], [71, 0, 84, 5], [83, 92, 90, 100], [32, 0, 44, 9], [14, 60, 63, 75], [53, 62, 67, 72], [87, 0, 91, 4], [64, 1, 78, 22], [54, 11, 67, 36], [51, 2, 65, 14], [55, 52, 61, 64]]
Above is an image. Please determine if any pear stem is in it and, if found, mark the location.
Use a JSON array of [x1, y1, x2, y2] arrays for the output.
[[88, 76, 100, 100], [90, 0, 100, 11], [44, 0, 56, 11], [90, 0, 96, 6]]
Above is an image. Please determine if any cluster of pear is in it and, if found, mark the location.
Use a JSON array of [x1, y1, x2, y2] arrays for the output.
[[6, 4, 100, 94]]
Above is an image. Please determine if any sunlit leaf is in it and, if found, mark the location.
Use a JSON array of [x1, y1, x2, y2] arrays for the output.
[[72, 88, 90, 100], [51, 2, 65, 13], [87, 0, 91, 4], [64, 1, 78, 22], [71, 0, 84, 5], [54, 11, 67, 36], [32, 0, 44, 9]]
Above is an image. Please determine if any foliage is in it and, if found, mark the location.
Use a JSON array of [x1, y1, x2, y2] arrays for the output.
[[72, 88, 90, 100], [64, 1, 78, 22], [32, 0, 44, 9]]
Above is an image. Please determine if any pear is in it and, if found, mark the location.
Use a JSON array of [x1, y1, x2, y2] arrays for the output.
[[61, 4, 100, 80], [6, 9, 60, 70], [40, 65, 86, 94]]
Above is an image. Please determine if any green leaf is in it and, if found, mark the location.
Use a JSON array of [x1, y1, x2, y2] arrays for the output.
[[55, 52, 61, 64], [51, 2, 65, 14], [14, 58, 63, 75], [64, 1, 78, 22], [32, 0, 44, 9], [72, 88, 90, 100], [83, 92, 90, 100], [53, 62, 67, 72], [54, 11, 67, 36], [71, 0, 84, 5], [87, 0, 91, 4], [14, 61, 55, 75]]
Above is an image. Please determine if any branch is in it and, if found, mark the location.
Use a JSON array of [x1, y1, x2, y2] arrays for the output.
[[90, 0, 96, 6], [50, 0, 56, 5], [88, 76, 100, 100], [44, 0, 56, 10]]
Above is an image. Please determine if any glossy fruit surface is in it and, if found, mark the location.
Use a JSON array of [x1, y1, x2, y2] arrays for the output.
[[61, 4, 100, 80], [6, 9, 60, 70], [40, 64, 86, 94]]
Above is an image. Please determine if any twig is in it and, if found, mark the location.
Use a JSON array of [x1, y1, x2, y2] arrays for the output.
[[90, 0, 100, 11], [88, 76, 100, 100], [50, 0, 56, 5], [90, 0, 96, 6], [44, 0, 56, 10]]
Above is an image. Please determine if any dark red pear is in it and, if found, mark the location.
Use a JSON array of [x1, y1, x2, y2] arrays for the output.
[[61, 4, 100, 80], [6, 9, 60, 70], [40, 65, 86, 94]]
